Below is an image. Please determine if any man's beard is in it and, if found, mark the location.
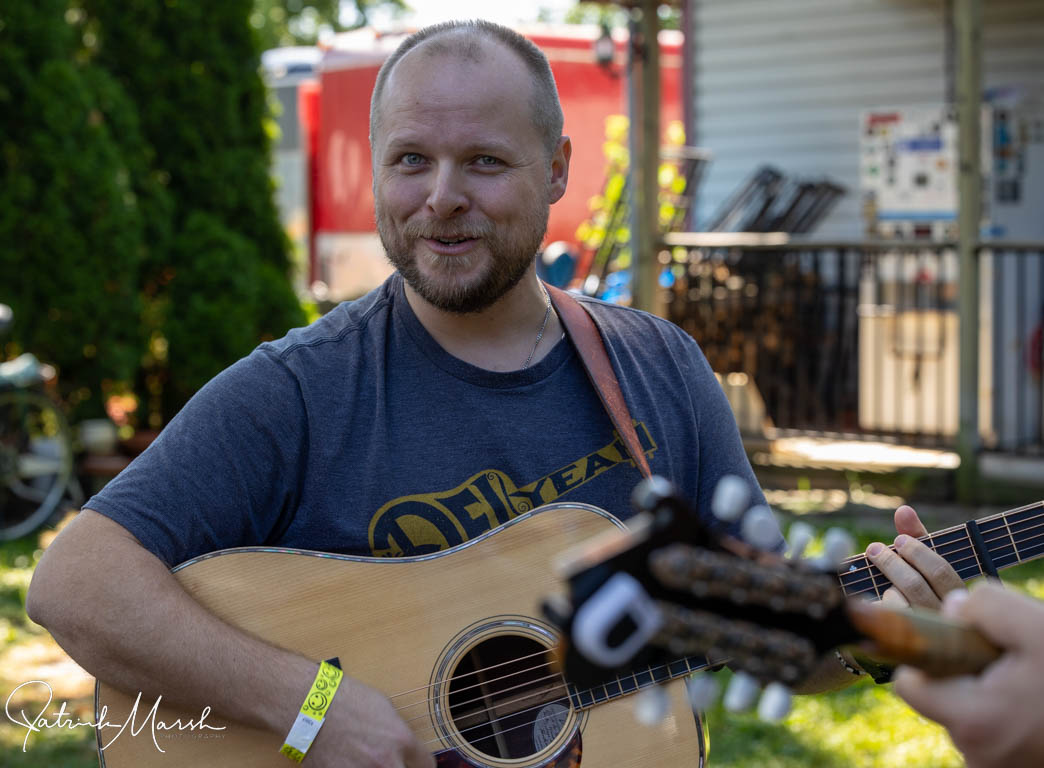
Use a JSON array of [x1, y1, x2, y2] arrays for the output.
[[376, 205, 549, 314]]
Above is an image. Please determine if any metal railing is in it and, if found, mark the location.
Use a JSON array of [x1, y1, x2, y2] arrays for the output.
[[659, 235, 1044, 455]]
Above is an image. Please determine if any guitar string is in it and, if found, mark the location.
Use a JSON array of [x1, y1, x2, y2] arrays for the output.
[[386, 634, 700, 719], [394, 640, 702, 725], [377, 503, 1044, 727], [916, 501, 1044, 550], [399, 519, 1044, 753], [416, 508, 1044, 752], [840, 538, 1009, 591], [835, 511, 1044, 590], [856, 508, 1044, 569], [409, 671, 570, 733], [840, 547, 980, 595], [840, 535, 996, 587], [854, 499, 1044, 562], [821, 504, 1044, 585], [423, 688, 575, 751], [402, 651, 662, 744], [394, 502, 1044, 708], [397, 667, 562, 723], [411, 503, 1044, 756], [398, 528, 1006, 724], [419, 659, 693, 751], [423, 686, 575, 753], [387, 647, 549, 702], [383, 511, 1044, 715], [816, 514, 1044, 601], [915, 513, 1044, 557], [414, 510, 1044, 749]]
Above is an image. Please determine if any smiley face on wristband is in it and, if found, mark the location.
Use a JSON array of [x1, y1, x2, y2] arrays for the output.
[[306, 690, 330, 714]]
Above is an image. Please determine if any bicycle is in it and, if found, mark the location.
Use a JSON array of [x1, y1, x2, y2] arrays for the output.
[[0, 303, 79, 540]]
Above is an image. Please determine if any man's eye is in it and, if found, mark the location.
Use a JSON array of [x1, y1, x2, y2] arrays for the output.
[[476, 155, 501, 166], [401, 153, 424, 166]]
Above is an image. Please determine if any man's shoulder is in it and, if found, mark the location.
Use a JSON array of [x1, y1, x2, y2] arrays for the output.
[[574, 293, 692, 346], [260, 276, 399, 363]]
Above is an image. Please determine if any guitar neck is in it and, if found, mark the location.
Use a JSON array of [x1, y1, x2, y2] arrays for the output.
[[837, 500, 1044, 599]]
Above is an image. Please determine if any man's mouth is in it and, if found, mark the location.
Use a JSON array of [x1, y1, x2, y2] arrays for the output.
[[419, 235, 481, 257]]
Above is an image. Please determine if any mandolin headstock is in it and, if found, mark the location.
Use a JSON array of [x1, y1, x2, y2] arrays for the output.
[[545, 476, 1005, 725], [543, 476, 860, 721]]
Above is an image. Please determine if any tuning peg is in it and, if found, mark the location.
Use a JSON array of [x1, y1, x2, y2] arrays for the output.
[[631, 475, 675, 513], [820, 527, 855, 569], [741, 505, 783, 551], [712, 475, 750, 522], [757, 682, 793, 722], [633, 685, 671, 726], [684, 673, 720, 711], [786, 521, 815, 560], [723, 671, 760, 712]]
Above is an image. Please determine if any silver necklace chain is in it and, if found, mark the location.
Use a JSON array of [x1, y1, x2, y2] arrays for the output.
[[520, 283, 552, 370]]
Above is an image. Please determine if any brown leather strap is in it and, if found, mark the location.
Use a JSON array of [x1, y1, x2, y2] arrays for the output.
[[545, 284, 652, 479]]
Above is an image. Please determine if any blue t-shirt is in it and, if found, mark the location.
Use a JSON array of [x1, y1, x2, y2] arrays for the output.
[[87, 273, 766, 566]]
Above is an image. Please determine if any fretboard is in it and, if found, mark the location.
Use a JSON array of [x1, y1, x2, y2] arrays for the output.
[[565, 654, 709, 711], [837, 500, 1044, 599]]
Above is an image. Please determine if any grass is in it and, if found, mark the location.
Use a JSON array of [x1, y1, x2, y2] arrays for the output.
[[3, 505, 1043, 767], [1, 516, 98, 766], [707, 679, 962, 768]]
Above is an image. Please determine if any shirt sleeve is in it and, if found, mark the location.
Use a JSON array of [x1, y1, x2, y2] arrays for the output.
[[85, 348, 308, 567], [676, 330, 785, 551]]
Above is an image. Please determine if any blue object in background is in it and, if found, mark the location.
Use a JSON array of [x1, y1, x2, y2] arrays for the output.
[[593, 267, 675, 303], [600, 269, 631, 304], [537, 242, 577, 288]]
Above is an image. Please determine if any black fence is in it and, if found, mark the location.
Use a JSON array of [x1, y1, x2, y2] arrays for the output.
[[660, 237, 1044, 455]]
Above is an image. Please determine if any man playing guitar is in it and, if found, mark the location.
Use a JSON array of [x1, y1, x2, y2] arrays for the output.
[[26, 19, 963, 768]]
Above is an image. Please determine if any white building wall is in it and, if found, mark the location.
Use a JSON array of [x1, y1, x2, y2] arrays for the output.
[[690, 0, 1044, 239]]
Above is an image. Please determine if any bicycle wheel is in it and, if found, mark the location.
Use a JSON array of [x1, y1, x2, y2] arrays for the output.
[[0, 389, 74, 540]]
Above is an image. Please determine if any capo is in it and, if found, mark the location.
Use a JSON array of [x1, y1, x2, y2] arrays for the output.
[[965, 520, 1000, 578]]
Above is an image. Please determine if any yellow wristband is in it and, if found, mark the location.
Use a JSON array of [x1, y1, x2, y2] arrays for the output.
[[280, 660, 344, 762]]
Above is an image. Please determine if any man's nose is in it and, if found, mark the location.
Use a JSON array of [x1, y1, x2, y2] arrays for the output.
[[426, 165, 470, 218]]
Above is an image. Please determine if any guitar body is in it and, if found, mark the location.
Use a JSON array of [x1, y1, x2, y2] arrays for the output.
[[96, 503, 706, 767]]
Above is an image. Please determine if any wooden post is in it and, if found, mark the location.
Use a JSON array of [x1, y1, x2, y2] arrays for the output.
[[955, 0, 981, 503], [681, 0, 696, 229], [628, 0, 661, 314]]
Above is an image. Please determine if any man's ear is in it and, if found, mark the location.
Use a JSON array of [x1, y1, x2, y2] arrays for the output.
[[548, 136, 571, 204]]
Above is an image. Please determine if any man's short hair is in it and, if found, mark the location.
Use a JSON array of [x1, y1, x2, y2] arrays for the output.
[[369, 20, 565, 157]]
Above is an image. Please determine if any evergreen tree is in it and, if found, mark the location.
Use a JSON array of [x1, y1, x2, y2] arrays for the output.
[[0, 1, 154, 420], [250, 0, 409, 51], [83, 0, 306, 422]]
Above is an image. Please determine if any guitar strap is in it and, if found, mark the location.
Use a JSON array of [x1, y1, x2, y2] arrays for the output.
[[545, 284, 652, 480]]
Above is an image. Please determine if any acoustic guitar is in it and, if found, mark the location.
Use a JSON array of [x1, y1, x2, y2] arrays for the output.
[[95, 502, 710, 768], [95, 489, 1044, 767]]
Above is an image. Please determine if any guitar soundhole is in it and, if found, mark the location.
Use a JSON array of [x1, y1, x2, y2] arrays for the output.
[[447, 634, 568, 759]]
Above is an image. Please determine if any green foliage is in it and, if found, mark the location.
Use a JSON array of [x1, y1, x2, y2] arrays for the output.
[[562, 2, 680, 30], [82, 0, 307, 422], [574, 115, 688, 279], [161, 211, 302, 406], [1, 1, 306, 425], [706, 676, 962, 768], [0, 1, 153, 420], [250, 0, 409, 50]]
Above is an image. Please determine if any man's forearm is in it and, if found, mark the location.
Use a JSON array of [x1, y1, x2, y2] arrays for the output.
[[26, 510, 313, 736]]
